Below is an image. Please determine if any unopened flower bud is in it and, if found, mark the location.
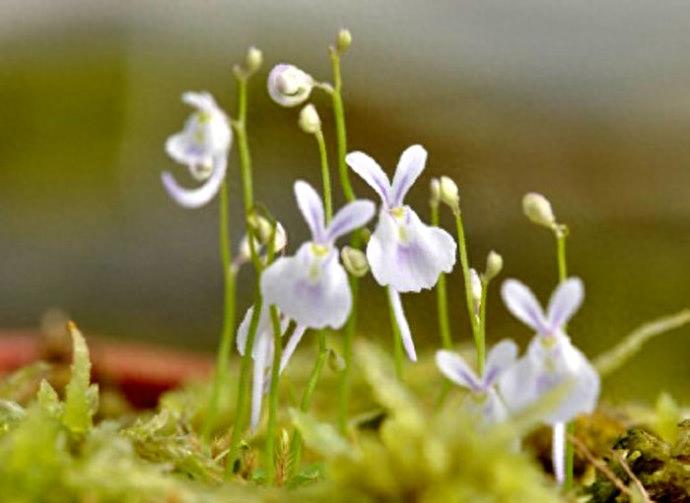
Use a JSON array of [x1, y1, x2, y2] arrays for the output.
[[430, 178, 441, 207], [267, 64, 314, 107], [439, 176, 460, 211], [522, 192, 556, 228], [279, 428, 290, 453], [298, 104, 321, 134], [484, 250, 503, 281], [336, 29, 352, 52], [328, 349, 346, 372], [245, 46, 263, 74], [248, 214, 273, 244], [341, 246, 369, 277]]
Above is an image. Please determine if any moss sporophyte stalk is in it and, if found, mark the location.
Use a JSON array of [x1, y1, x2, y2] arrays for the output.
[[2, 28, 690, 501]]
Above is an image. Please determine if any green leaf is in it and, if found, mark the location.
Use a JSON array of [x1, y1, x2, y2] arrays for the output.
[[37, 379, 64, 419], [289, 408, 351, 459], [61, 322, 98, 435]]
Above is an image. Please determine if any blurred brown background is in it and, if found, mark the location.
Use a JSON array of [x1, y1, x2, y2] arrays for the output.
[[1, 0, 689, 403]]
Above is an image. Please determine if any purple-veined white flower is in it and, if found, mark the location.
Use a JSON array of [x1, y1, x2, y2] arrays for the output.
[[260, 181, 375, 371], [436, 340, 517, 424], [162, 92, 232, 208], [236, 304, 298, 431], [346, 145, 456, 361], [498, 277, 600, 484], [267, 64, 315, 107]]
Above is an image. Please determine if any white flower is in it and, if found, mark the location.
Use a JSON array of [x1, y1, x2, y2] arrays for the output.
[[236, 304, 295, 431], [260, 181, 374, 370], [267, 64, 315, 107], [162, 92, 232, 208], [497, 277, 600, 425], [436, 340, 517, 424], [346, 145, 456, 361]]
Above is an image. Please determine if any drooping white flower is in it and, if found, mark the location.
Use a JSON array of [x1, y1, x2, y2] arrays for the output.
[[267, 64, 315, 107], [346, 145, 456, 361], [498, 277, 600, 484], [436, 340, 517, 424], [236, 304, 295, 431], [162, 92, 232, 208], [260, 181, 374, 370]]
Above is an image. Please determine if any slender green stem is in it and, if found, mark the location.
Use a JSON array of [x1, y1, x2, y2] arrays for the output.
[[554, 227, 575, 490], [477, 279, 489, 376], [387, 290, 405, 380], [289, 330, 328, 476], [328, 48, 355, 203], [431, 203, 452, 349], [225, 69, 260, 477], [338, 275, 357, 432], [327, 46, 361, 433], [264, 304, 284, 485], [202, 181, 237, 443], [286, 129, 334, 475], [315, 130, 333, 221], [225, 291, 263, 477], [235, 77, 254, 212], [452, 209, 482, 368]]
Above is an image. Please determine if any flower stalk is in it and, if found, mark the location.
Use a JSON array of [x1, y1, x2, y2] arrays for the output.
[[430, 196, 452, 349]]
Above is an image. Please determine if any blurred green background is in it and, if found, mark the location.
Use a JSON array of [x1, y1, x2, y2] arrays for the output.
[[1, 1, 689, 403]]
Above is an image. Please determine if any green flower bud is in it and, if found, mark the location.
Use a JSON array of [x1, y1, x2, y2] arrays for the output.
[[439, 176, 460, 211], [341, 246, 369, 277], [298, 104, 321, 134], [328, 349, 346, 372], [484, 250, 503, 281], [522, 192, 556, 228], [430, 177, 441, 207], [245, 46, 263, 74], [336, 29, 352, 52]]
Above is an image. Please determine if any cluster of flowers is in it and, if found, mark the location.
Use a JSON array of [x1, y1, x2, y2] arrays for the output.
[[161, 51, 600, 484]]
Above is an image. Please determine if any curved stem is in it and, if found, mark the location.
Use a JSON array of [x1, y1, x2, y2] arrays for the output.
[[329, 48, 355, 203], [431, 203, 452, 349], [452, 209, 482, 370], [202, 180, 237, 443]]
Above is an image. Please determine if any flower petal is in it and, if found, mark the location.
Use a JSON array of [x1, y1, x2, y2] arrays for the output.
[[161, 155, 227, 208], [483, 339, 518, 386], [165, 131, 212, 169], [546, 277, 584, 331], [500, 335, 600, 424], [497, 353, 540, 414], [500, 279, 549, 333], [389, 144, 427, 207], [326, 200, 375, 243], [435, 350, 481, 391], [388, 287, 416, 361], [250, 330, 272, 431], [236, 305, 255, 356], [261, 244, 352, 329], [182, 91, 217, 111], [279, 324, 307, 373], [267, 64, 314, 107], [345, 151, 391, 205], [294, 180, 326, 242], [367, 208, 456, 292]]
